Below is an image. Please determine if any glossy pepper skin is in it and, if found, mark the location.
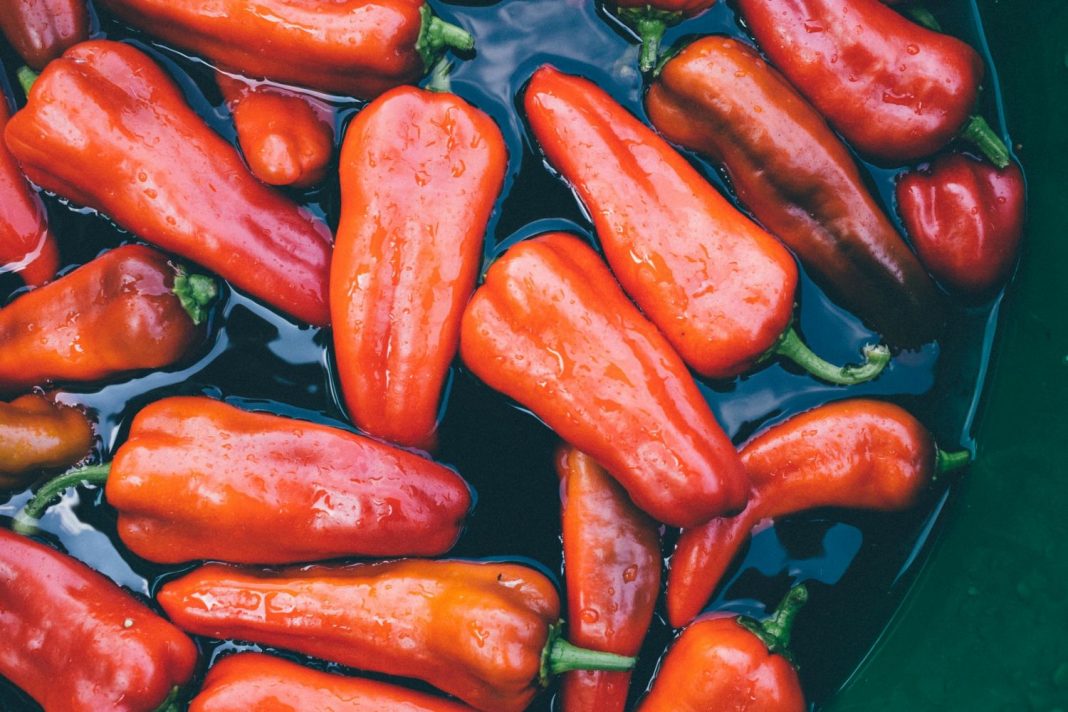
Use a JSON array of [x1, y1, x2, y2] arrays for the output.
[[0, 393, 92, 488], [159, 559, 635, 712], [190, 653, 477, 712], [96, 0, 475, 98], [556, 446, 661, 712], [460, 232, 747, 528], [646, 36, 945, 347], [0, 0, 88, 70], [667, 399, 969, 627], [897, 153, 1026, 295], [0, 529, 198, 712], [0, 245, 213, 395], [332, 86, 506, 450], [4, 40, 334, 326], [216, 73, 335, 189]]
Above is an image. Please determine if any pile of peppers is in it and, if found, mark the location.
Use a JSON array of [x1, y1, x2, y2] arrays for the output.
[[0, 0, 1024, 709]]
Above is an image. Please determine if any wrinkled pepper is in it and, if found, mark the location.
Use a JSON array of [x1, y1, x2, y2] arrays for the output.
[[525, 66, 889, 383], [897, 153, 1026, 295], [96, 0, 475, 98], [16, 396, 472, 564], [216, 72, 335, 189], [556, 446, 661, 712], [0, 393, 92, 489], [667, 399, 970, 627], [607, 0, 716, 72], [0, 0, 88, 70], [646, 36, 946, 347], [639, 587, 808, 712], [158, 559, 636, 712], [459, 232, 747, 527], [332, 86, 506, 450], [190, 653, 476, 712], [0, 529, 198, 712], [0, 245, 215, 395], [735, 0, 1009, 166], [5, 40, 334, 326]]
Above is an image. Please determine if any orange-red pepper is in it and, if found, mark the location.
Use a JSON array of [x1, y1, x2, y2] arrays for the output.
[[0, 393, 93, 489], [331, 86, 506, 450], [0, 0, 88, 70], [460, 232, 747, 528], [0, 245, 214, 395], [525, 66, 889, 384], [0, 529, 198, 711], [96, 0, 475, 98], [16, 396, 472, 564], [4, 40, 334, 326], [556, 446, 661, 712], [667, 399, 970, 627], [158, 559, 636, 712]]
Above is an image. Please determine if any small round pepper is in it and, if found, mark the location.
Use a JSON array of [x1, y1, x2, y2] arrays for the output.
[[0, 393, 93, 489]]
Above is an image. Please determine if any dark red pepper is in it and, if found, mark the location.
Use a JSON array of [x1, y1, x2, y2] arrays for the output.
[[0, 0, 89, 70]]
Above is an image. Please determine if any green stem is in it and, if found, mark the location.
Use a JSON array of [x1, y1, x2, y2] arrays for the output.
[[13, 463, 112, 534], [16, 67, 38, 95], [738, 585, 809, 661], [935, 448, 971, 476], [172, 270, 218, 326], [152, 687, 182, 712], [960, 115, 1011, 169], [538, 622, 636, 686], [905, 5, 941, 32], [770, 326, 891, 385], [425, 57, 453, 94], [416, 5, 475, 71], [617, 7, 682, 74]]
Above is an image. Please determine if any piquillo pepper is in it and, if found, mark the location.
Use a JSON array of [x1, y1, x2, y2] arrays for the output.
[[667, 399, 970, 627], [525, 66, 890, 383], [332, 85, 506, 451], [0, 245, 215, 395], [646, 36, 946, 347], [157, 558, 636, 712], [16, 396, 472, 564], [607, 0, 715, 73], [0, 393, 92, 489], [96, 0, 475, 98], [5, 40, 334, 326], [556, 446, 661, 712], [638, 586, 808, 712], [897, 153, 1026, 295], [0, 529, 198, 711], [459, 232, 747, 527], [0, 0, 88, 70]]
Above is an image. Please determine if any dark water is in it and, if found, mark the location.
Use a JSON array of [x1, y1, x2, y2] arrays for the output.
[[0, 0, 1014, 709]]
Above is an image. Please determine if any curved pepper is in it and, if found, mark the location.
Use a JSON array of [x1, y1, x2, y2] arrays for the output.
[[646, 36, 946, 347], [158, 559, 636, 712], [332, 86, 506, 450], [4, 40, 334, 326], [556, 446, 661, 712], [639, 587, 808, 711], [0, 0, 88, 70], [0, 529, 198, 711], [897, 153, 1026, 295], [216, 72, 335, 189], [460, 232, 747, 527], [525, 66, 889, 384], [0, 393, 92, 489], [15, 396, 471, 564], [608, 0, 716, 73], [96, 0, 474, 98], [0, 245, 215, 395], [667, 399, 970, 627]]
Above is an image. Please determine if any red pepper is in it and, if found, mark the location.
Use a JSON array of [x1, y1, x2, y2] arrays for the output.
[[0, 0, 88, 70], [4, 40, 334, 326], [667, 399, 970, 627], [608, 0, 716, 72], [639, 587, 808, 712], [158, 559, 636, 712], [459, 231, 747, 528], [331, 86, 507, 450], [897, 153, 1026, 295], [0, 245, 215, 395], [556, 446, 661, 712], [96, 0, 475, 98], [0, 393, 93, 489], [646, 36, 946, 347], [735, 0, 1009, 166], [16, 396, 471, 564], [525, 66, 889, 384], [216, 72, 335, 189], [0, 529, 198, 711]]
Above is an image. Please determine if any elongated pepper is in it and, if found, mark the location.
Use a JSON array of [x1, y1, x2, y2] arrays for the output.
[[0, 393, 93, 489], [607, 0, 717, 73], [0, 0, 88, 70], [667, 399, 970, 627], [158, 559, 636, 712], [16, 396, 471, 564], [4, 41, 334, 326], [525, 66, 889, 384], [332, 86, 506, 450]]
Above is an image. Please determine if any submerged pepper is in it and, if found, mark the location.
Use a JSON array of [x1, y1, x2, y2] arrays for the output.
[[0, 393, 93, 489], [0, 0, 88, 70]]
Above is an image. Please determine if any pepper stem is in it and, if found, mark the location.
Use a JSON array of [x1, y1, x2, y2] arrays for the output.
[[173, 270, 218, 326], [960, 115, 1011, 169], [416, 5, 475, 71], [12, 463, 112, 534], [904, 5, 941, 31], [738, 585, 809, 661], [617, 7, 682, 74], [538, 621, 636, 686], [935, 448, 971, 477], [425, 58, 453, 94], [770, 326, 891, 385], [152, 687, 182, 712], [16, 67, 38, 95]]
